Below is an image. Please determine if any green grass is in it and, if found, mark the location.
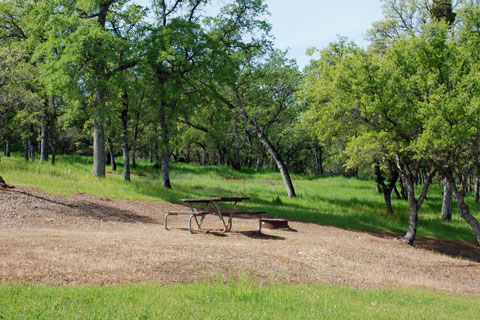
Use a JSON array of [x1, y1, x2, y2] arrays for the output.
[[1, 280, 479, 319], [1, 153, 479, 242]]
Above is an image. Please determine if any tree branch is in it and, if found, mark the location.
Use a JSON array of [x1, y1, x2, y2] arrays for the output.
[[179, 118, 209, 133], [106, 61, 138, 78]]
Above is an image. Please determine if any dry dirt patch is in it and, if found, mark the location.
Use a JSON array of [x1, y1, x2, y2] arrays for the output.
[[1, 186, 480, 295]]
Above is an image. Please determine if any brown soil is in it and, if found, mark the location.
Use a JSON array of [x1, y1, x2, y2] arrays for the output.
[[1, 186, 480, 295]]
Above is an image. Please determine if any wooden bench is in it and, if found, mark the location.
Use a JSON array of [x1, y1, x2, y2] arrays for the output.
[[164, 210, 266, 233]]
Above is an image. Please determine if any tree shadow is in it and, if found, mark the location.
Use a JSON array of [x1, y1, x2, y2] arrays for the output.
[[15, 189, 158, 225], [367, 230, 480, 263], [17, 190, 79, 209], [71, 201, 159, 224]]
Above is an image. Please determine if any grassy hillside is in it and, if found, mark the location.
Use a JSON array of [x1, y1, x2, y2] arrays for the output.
[[1, 153, 479, 242]]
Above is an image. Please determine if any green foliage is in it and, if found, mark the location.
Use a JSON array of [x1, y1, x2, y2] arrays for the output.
[[299, 14, 480, 174], [0, 281, 478, 319], [0, 45, 41, 143], [430, 0, 456, 25]]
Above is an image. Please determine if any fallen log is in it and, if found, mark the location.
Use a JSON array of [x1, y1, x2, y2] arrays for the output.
[[0, 176, 14, 189]]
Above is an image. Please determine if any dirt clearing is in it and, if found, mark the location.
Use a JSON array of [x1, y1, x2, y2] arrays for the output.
[[1, 186, 480, 295]]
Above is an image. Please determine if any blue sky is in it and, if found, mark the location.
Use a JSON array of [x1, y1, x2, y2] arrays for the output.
[[264, 0, 384, 68], [135, 0, 385, 68]]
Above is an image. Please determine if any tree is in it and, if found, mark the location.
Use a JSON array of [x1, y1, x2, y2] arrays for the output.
[[367, 0, 468, 52], [298, 36, 441, 244], [234, 51, 301, 197], [33, 0, 143, 177], [145, 13, 210, 188], [430, 0, 456, 25], [144, 0, 272, 188], [415, 13, 480, 244], [0, 46, 40, 159]]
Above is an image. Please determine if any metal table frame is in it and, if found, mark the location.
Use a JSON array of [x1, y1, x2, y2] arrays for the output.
[[179, 197, 250, 233]]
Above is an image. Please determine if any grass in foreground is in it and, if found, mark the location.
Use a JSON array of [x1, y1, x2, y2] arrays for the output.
[[1, 153, 479, 242], [1, 281, 479, 320]]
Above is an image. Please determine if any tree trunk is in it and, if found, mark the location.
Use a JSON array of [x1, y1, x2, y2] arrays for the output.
[[185, 144, 191, 163], [159, 102, 171, 188], [313, 144, 324, 175], [238, 109, 295, 197], [384, 190, 393, 214], [132, 149, 137, 168], [92, 90, 106, 177], [256, 129, 295, 197], [29, 126, 36, 162], [446, 177, 480, 245], [393, 184, 401, 199], [441, 178, 452, 221], [48, 106, 57, 166], [396, 159, 436, 245], [5, 138, 10, 157], [40, 105, 49, 163], [373, 161, 383, 193], [132, 111, 140, 169], [218, 145, 225, 165], [255, 154, 262, 172], [475, 176, 480, 203], [154, 124, 160, 162], [108, 139, 116, 172], [24, 139, 29, 161], [232, 111, 242, 171], [399, 177, 408, 200], [383, 172, 398, 214], [121, 93, 130, 181], [29, 142, 35, 162], [403, 178, 418, 245], [49, 137, 56, 166]]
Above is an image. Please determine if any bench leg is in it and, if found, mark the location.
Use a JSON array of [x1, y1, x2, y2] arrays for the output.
[[189, 214, 208, 233], [164, 213, 171, 230], [188, 214, 195, 233], [227, 215, 233, 232]]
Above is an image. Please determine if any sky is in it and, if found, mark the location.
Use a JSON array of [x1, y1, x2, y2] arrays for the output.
[[135, 0, 385, 69], [264, 0, 384, 68]]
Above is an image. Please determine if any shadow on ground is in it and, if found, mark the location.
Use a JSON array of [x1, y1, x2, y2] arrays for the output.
[[16, 189, 158, 224], [367, 230, 480, 263]]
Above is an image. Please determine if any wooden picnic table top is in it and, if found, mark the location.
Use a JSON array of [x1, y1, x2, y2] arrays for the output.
[[179, 197, 250, 203]]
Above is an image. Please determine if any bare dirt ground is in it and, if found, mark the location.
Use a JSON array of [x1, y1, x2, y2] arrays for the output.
[[1, 186, 480, 295]]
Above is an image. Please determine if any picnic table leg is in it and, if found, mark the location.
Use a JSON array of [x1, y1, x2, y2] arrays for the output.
[[192, 214, 207, 231], [198, 214, 206, 227], [212, 202, 228, 232], [258, 215, 262, 232], [226, 201, 239, 232]]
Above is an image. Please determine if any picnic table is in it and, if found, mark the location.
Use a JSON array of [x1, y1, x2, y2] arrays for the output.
[[164, 197, 266, 233]]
